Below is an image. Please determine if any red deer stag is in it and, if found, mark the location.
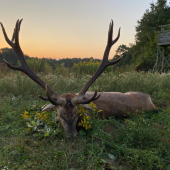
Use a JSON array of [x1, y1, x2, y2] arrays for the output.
[[0, 19, 156, 137]]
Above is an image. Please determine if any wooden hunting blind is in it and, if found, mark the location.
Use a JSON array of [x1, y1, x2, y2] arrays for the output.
[[158, 24, 170, 46], [153, 24, 170, 73]]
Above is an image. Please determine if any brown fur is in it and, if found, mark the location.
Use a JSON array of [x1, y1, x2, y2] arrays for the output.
[[84, 91, 156, 118], [58, 93, 77, 121], [60, 93, 77, 100]]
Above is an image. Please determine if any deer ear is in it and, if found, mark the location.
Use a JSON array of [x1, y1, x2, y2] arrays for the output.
[[79, 104, 92, 112], [41, 103, 56, 112]]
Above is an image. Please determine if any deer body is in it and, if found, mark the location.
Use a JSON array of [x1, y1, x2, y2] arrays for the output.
[[41, 91, 156, 136], [84, 91, 156, 118], [42, 91, 156, 119], [0, 19, 156, 137]]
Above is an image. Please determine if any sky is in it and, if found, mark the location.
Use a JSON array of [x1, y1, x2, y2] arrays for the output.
[[0, 0, 159, 60]]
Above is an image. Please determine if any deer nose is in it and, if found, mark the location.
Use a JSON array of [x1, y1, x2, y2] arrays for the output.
[[66, 100, 74, 107]]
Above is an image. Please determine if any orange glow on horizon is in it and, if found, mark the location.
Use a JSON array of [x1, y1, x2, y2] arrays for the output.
[[0, 0, 157, 60]]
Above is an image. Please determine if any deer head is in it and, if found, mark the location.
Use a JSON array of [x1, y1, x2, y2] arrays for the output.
[[0, 19, 121, 137]]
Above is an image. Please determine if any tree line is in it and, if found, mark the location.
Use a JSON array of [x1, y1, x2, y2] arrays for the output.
[[0, 47, 101, 71]]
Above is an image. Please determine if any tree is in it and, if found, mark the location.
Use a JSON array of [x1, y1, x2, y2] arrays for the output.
[[132, 0, 170, 71], [115, 44, 129, 56], [112, 44, 133, 71]]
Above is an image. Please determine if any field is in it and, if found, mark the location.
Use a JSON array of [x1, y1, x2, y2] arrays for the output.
[[0, 71, 170, 170]]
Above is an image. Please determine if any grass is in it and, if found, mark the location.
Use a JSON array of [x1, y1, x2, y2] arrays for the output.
[[0, 71, 170, 169]]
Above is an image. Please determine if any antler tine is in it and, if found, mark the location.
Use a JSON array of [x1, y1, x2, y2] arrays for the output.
[[1, 19, 24, 70], [75, 86, 101, 105], [72, 20, 122, 105], [11, 19, 22, 43], [108, 20, 121, 47], [0, 22, 14, 47], [38, 95, 49, 101], [1, 19, 66, 105], [11, 19, 18, 42], [3, 59, 22, 71], [108, 20, 113, 46], [45, 85, 66, 105], [1, 20, 22, 71], [111, 28, 121, 46], [81, 89, 101, 104], [14, 19, 22, 46]]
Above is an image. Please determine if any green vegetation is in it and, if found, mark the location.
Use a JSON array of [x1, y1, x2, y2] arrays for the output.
[[0, 71, 170, 169], [114, 0, 170, 72], [72, 59, 113, 75], [26, 58, 52, 75]]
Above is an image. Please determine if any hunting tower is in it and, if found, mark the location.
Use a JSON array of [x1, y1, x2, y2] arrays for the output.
[[153, 24, 170, 73]]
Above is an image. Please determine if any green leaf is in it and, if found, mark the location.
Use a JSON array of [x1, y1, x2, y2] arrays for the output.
[[31, 121, 35, 126], [25, 117, 31, 121], [45, 132, 50, 137], [25, 127, 32, 133], [26, 122, 33, 128], [22, 155, 28, 160], [44, 124, 48, 130], [101, 159, 107, 163], [108, 154, 116, 160]]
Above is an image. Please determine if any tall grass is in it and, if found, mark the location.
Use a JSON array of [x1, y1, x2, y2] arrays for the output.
[[72, 59, 113, 75], [26, 58, 52, 74], [0, 71, 170, 169]]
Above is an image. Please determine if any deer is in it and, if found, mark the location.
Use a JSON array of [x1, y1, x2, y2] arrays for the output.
[[0, 19, 156, 137]]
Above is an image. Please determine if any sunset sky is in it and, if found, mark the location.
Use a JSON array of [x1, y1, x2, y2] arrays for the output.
[[0, 0, 159, 60]]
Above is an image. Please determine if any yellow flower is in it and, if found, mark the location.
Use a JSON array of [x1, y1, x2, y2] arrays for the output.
[[78, 122, 82, 126], [36, 112, 48, 121], [78, 115, 91, 130], [77, 105, 92, 130], [36, 112, 42, 119], [21, 110, 32, 120], [86, 116, 89, 120], [25, 111, 28, 114], [89, 102, 97, 109]]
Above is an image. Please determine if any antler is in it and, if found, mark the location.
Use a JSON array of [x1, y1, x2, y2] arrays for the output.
[[71, 20, 122, 105], [0, 19, 66, 105]]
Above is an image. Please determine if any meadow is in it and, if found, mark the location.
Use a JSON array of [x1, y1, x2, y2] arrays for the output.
[[0, 70, 170, 170]]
